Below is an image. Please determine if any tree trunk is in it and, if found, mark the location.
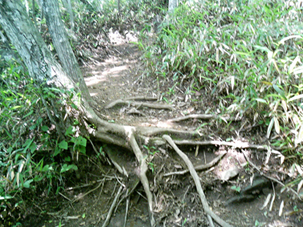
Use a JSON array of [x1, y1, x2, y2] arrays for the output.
[[62, 0, 74, 30], [118, 0, 121, 15], [0, 0, 200, 166], [42, 0, 91, 101], [0, 0, 71, 89], [0, 2, 201, 226]]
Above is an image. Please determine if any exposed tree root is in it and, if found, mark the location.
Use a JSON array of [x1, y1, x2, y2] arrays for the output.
[[168, 114, 215, 122], [124, 96, 158, 101], [167, 114, 240, 122], [163, 135, 234, 227], [105, 99, 173, 110], [174, 139, 272, 150], [82, 103, 296, 226], [128, 131, 155, 227], [163, 151, 227, 176], [126, 108, 146, 116]]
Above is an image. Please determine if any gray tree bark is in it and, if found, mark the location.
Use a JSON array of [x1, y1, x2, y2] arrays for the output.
[[0, 0, 72, 89], [0, 0, 135, 148], [0, 3, 204, 226], [42, 0, 91, 101], [118, 0, 121, 15], [62, 0, 74, 30]]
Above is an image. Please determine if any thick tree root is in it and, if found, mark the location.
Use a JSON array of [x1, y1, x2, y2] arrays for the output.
[[174, 139, 272, 150], [124, 96, 158, 101], [82, 103, 292, 225], [163, 135, 234, 227], [105, 99, 173, 110], [167, 114, 241, 122], [163, 151, 227, 176], [128, 130, 155, 227]]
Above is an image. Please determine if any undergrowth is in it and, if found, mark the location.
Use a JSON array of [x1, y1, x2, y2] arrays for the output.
[[138, 0, 303, 185], [0, 58, 87, 225]]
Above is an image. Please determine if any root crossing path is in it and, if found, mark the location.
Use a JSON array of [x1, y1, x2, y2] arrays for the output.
[[71, 32, 300, 227]]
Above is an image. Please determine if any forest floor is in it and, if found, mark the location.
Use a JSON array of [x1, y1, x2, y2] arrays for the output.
[[24, 30, 303, 227]]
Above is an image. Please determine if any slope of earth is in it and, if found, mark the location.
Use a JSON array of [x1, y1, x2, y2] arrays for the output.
[[23, 30, 303, 227]]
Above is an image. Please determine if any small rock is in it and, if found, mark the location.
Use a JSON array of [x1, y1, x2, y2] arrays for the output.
[[219, 166, 240, 181]]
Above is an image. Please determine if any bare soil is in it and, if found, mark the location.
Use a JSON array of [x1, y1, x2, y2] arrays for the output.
[[23, 30, 303, 227]]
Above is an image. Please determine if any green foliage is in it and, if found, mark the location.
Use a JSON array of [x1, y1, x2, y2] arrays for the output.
[[71, 0, 165, 34], [139, 0, 303, 157], [0, 58, 87, 223], [143, 145, 159, 155], [231, 185, 241, 193], [143, 145, 159, 173]]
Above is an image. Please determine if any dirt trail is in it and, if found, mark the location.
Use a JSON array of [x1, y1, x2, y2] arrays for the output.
[[35, 31, 303, 227]]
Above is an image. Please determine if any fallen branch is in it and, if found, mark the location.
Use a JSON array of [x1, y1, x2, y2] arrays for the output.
[[164, 152, 227, 176], [163, 135, 233, 227], [105, 99, 173, 110], [102, 185, 123, 227]]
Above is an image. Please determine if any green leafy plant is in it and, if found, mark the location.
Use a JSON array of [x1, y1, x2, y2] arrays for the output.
[[231, 185, 241, 193], [143, 145, 159, 155], [255, 220, 260, 226], [182, 217, 187, 226], [0, 56, 87, 224], [148, 162, 155, 173], [139, 0, 303, 161]]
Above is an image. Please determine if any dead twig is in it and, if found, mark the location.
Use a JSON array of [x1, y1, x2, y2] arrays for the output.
[[164, 152, 227, 176], [64, 176, 116, 191], [242, 150, 299, 198], [102, 185, 123, 227], [123, 197, 129, 227], [72, 181, 103, 203], [163, 135, 233, 227]]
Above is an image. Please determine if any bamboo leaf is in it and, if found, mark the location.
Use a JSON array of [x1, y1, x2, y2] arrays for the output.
[[255, 98, 267, 104], [273, 85, 286, 100], [267, 118, 274, 138], [297, 180, 303, 193], [288, 94, 303, 102], [279, 35, 302, 45], [274, 117, 280, 134], [288, 56, 300, 74], [295, 124, 303, 145], [293, 66, 303, 75], [231, 76, 235, 90]]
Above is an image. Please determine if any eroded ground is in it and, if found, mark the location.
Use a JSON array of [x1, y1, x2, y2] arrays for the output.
[[24, 30, 303, 227]]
